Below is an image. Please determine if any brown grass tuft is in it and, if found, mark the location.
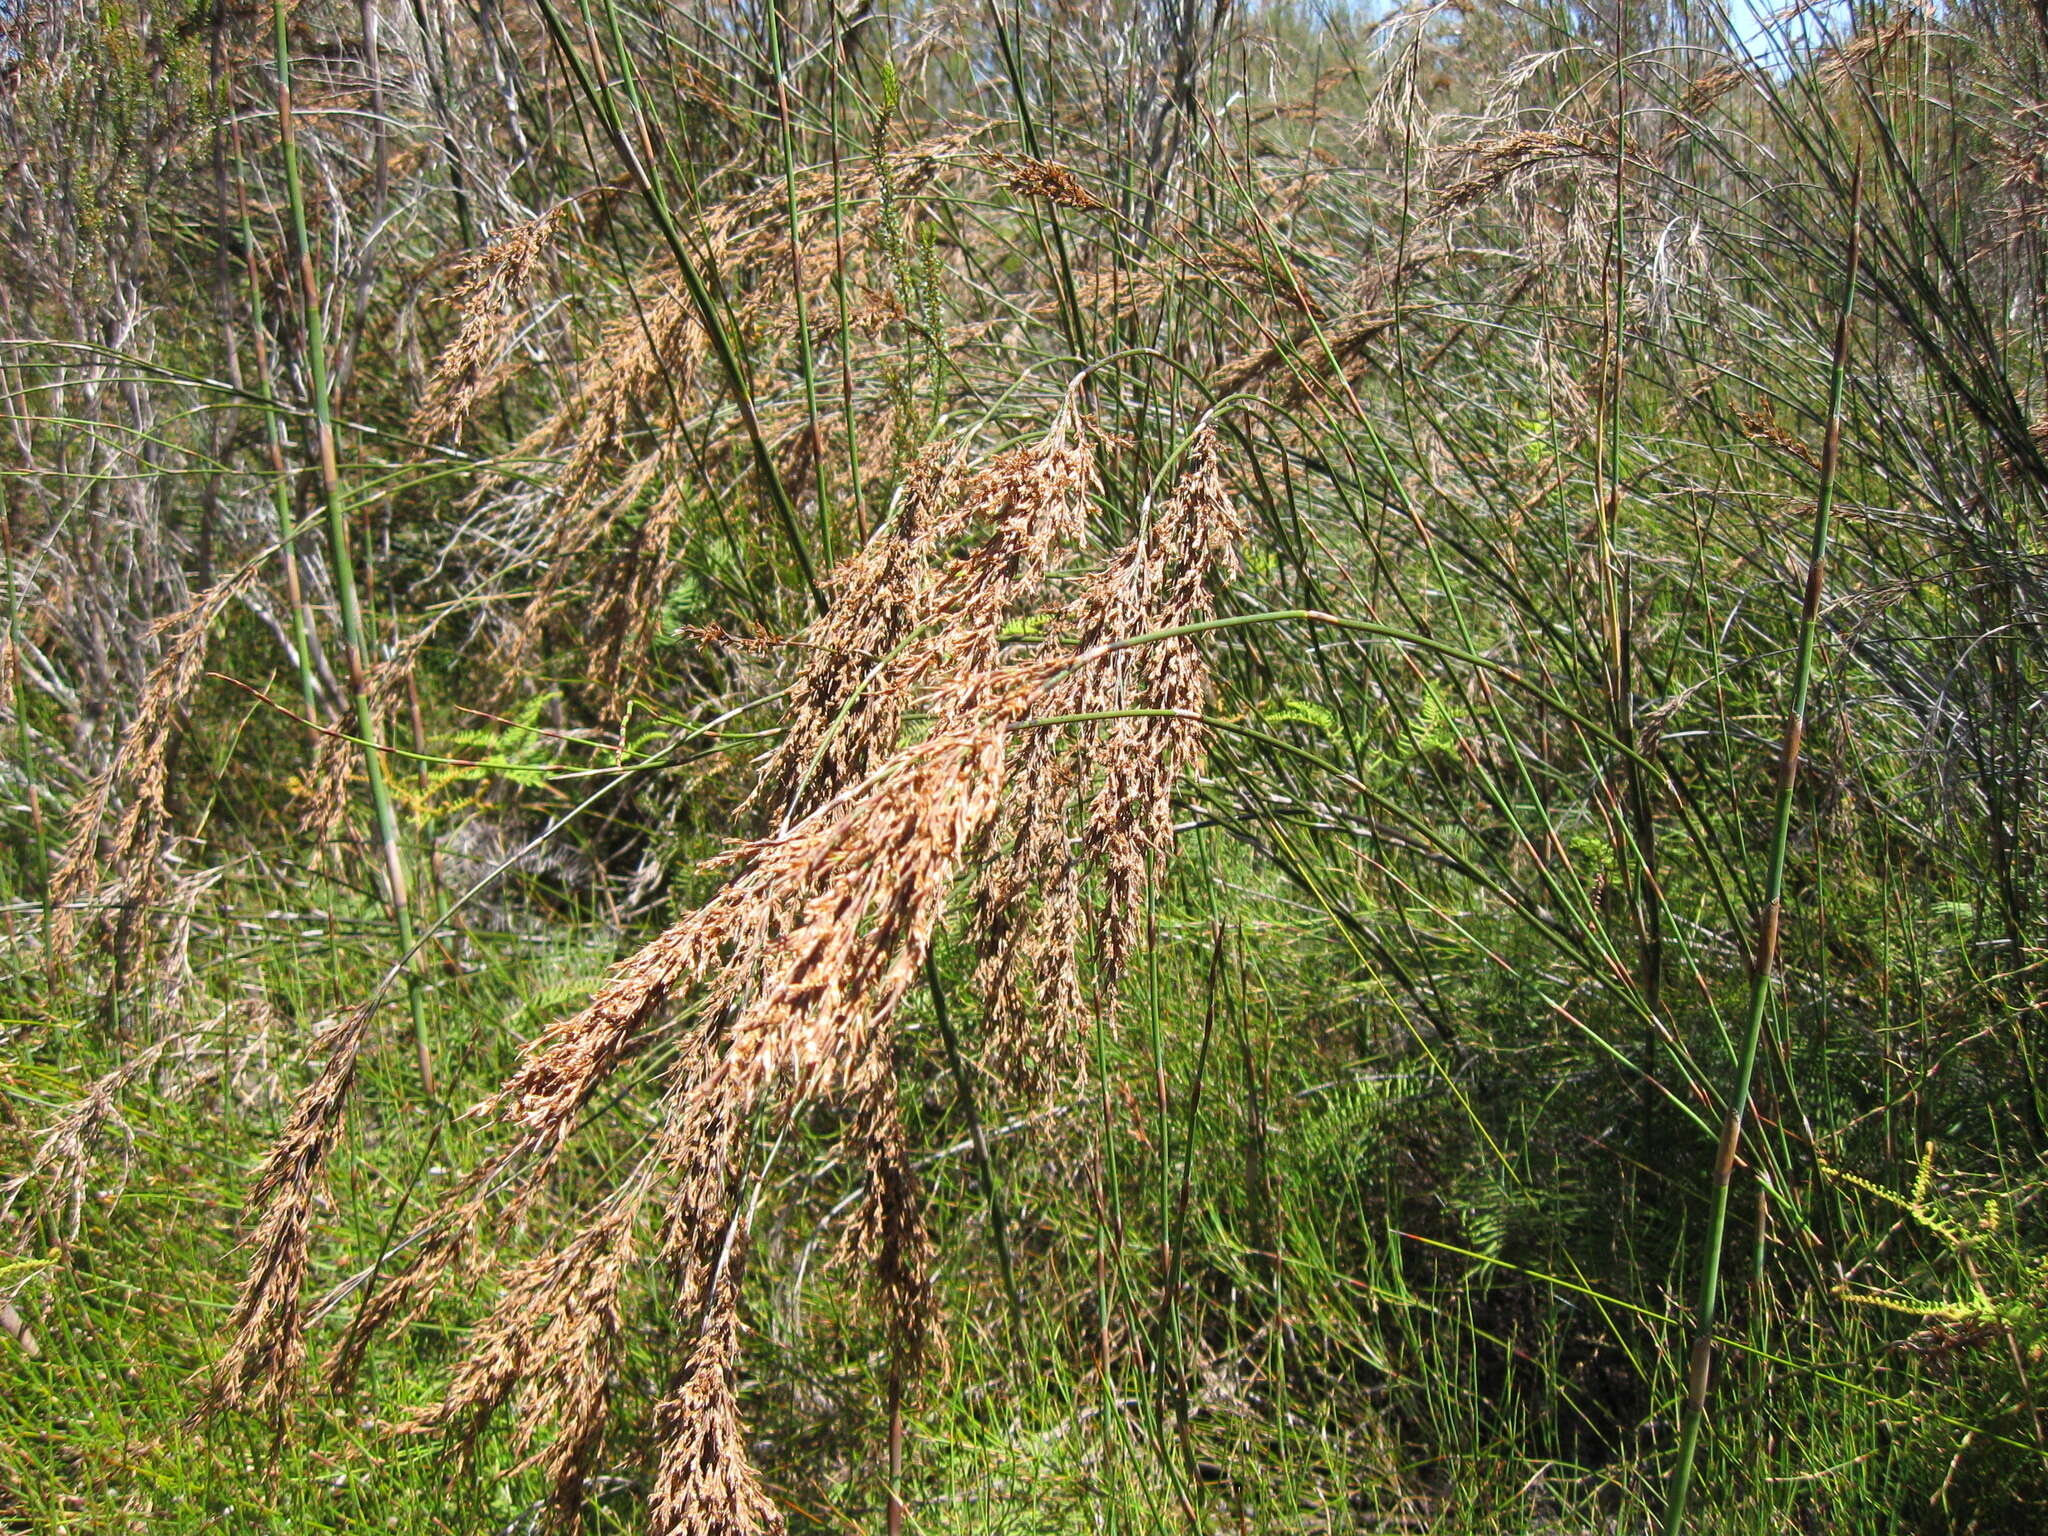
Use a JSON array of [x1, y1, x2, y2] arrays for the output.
[[1660, 65, 1746, 157], [648, 1270, 784, 1536], [758, 420, 1093, 820], [229, 425, 1242, 1526], [984, 153, 1106, 210], [973, 426, 1244, 1085], [1740, 401, 1821, 468], [410, 196, 590, 445], [1816, 10, 1926, 88], [411, 1180, 648, 1517], [1, 1034, 177, 1243], [841, 1086, 937, 1369]]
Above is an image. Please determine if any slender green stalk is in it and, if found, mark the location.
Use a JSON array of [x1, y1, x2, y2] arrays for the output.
[[765, 0, 833, 566], [532, 0, 825, 611], [227, 113, 321, 737], [273, 0, 435, 1097], [1660, 167, 1863, 1536], [925, 947, 1023, 1332]]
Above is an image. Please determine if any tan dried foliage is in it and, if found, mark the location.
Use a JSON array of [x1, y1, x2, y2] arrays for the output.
[[1668, 66, 1744, 143], [1427, 130, 1606, 218], [648, 1275, 784, 1536], [1, 1034, 176, 1244], [840, 1088, 937, 1367], [216, 425, 1244, 1532], [971, 428, 1244, 1084], [202, 1000, 375, 1417], [716, 711, 1008, 1106], [50, 562, 261, 960], [1740, 402, 1820, 468], [1209, 305, 1404, 399], [481, 132, 981, 694], [1815, 10, 1926, 87], [1072, 241, 1323, 331], [757, 420, 1092, 819]]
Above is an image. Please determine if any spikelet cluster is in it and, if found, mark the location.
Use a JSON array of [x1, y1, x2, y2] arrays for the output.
[[1427, 129, 1605, 218], [971, 430, 1243, 1085], [203, 1000, 375, 1416], [468, 133, 979, 701], [51, 562, 261, 962], [207, 418, 1244, 1533], [410, 1178, 648, 1515], [52, 565, 264, 962], [1, 1034, 175, 1244], [984, 153, 1106, 210], [410, 197, 586, 445]]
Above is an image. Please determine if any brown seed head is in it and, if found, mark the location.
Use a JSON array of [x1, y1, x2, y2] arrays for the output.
[[201, 1000, 376, 1418]]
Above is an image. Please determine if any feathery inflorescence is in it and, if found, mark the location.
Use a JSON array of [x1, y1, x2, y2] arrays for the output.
[[972, 428, 1244, 1086], [50, 563, 261, 961], [203, 999, 376, 1417], [208, 420, 1243, 1531]]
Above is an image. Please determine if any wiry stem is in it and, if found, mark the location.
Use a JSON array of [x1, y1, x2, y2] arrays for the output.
[[273, 0, 435, 1097], [926, 946, 1023, 1332], [1660, 165, 1862, 1536]]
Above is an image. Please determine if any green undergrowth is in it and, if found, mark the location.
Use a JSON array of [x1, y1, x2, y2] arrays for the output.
[[7, 843, 2046, 1534]]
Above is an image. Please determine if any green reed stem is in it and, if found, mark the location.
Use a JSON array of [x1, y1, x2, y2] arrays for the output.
[[1660, 164, 1862, 1536], [534, 0, 825, 612], [274, 0, 434, 1097]]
